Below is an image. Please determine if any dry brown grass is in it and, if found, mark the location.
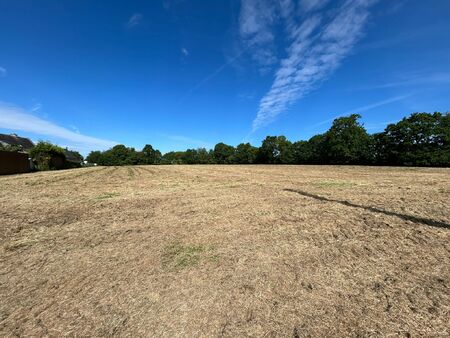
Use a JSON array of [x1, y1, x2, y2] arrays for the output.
[[1, 165, 449, 337]]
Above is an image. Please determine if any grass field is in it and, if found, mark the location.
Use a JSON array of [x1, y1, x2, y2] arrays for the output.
[[1, 165, 449, 337]]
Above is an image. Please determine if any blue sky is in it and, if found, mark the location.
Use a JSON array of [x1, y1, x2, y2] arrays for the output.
[[0, 0, 449, 155]]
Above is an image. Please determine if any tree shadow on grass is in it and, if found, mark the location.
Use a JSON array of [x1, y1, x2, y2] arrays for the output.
[[284, 188, 450, 230]]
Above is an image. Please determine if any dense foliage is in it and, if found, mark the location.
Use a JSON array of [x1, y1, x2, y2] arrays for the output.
[[27, 142, 83, 171], [0, 143, 24, 152], [86, 144, 161, 166], [86, 112, 450, 167], [29, 141, 67, 171], [322, 114, 373, 164], [374, 113, 450, 166]]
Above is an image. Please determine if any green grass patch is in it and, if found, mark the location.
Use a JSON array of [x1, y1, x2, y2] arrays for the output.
[[5, 238, 40, 251], [163, 243, 216, 269], [127, 167, 135, 178], [313, 180, 356, 188], [25, 181, 42, 186], [95, 192, 120, 200]]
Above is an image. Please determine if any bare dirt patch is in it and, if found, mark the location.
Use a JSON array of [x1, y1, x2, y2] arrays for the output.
[[1, 165, 449, 337]]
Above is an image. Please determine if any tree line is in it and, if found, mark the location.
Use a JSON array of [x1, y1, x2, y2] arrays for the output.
[[86, 112, 450, 167]]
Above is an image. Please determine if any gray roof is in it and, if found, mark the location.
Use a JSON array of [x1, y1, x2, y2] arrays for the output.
[[64, 149, 82, 163], [0, 133, 34, 150]]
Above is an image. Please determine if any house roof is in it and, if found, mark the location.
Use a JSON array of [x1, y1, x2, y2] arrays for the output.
[[0, 133, 34, 150], [64, 149, 83, 163]]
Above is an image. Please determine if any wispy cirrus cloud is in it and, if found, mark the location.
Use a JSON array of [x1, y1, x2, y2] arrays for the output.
[[356, 72, 450, 90], [310, 93, 413, 129], [0, 102, 117, 151], [180, 0, 291, 101], [30, 102, 42, 112], [300, 0, 330, 13], [240, 0, 378, 131], [239, 0, 278, 70], [0, 67, 7, 77], [181, 48, 189, 56], [180, 47, 250, 102], [126, 13, 143, 29]]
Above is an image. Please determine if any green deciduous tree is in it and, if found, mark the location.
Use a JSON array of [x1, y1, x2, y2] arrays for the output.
[[257, 136, 294, 164], [377, 112, 449, 166], [142, 144, 162, 164], [322, 114, 372, 164], [86, 150, 103, 164], [213, 143, 235, 164], [106, 145, 137, 165], [161, 151, 185, 164], [234, 143, 258, 164], [307, 134, 326, 164], [84, 112, 449, 167], [292, 141, 312, 164], [196, 148, 215, 164]]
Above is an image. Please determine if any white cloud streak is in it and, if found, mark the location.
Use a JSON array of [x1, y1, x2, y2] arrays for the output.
[[241, 0, 378, 131], [239, 0, 278, 69], [182, 0, 298, 101], [358, 72, 450, 90], [310, 93, 412, 129], [300, 0, 331, 13], [31, 102, 42, 113], [180, 46, 251, 102], [0, 102, 117, 151], [126, 13, 143, 28], [0, 67, 7, 77]]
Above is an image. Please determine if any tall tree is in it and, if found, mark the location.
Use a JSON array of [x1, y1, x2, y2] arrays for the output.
[[161, 151, 185, 164], [307, 134, 326, 164], [213, 143, 235, 164], [378, 112, 449, 166], [142, 144, 162, 164], [234, 143, 258, 164], [182, 149, 198, 164], [196, 148, 214, 164], [86, 151, 104, 164], [103, 145, 139, 165], [292, 141, 313, 164], [323, 114, 372, 164], [257, 136, 294, 164]]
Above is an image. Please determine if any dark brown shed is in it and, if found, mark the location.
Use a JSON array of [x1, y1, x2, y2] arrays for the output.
[[0, 151, 31, 175]]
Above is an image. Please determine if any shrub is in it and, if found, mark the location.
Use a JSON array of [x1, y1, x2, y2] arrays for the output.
[[0, 143, 23, 152], [29, 141, 66, 171]]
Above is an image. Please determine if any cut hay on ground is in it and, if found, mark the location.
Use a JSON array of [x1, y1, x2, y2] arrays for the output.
[[1, 165, 449, 336]]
